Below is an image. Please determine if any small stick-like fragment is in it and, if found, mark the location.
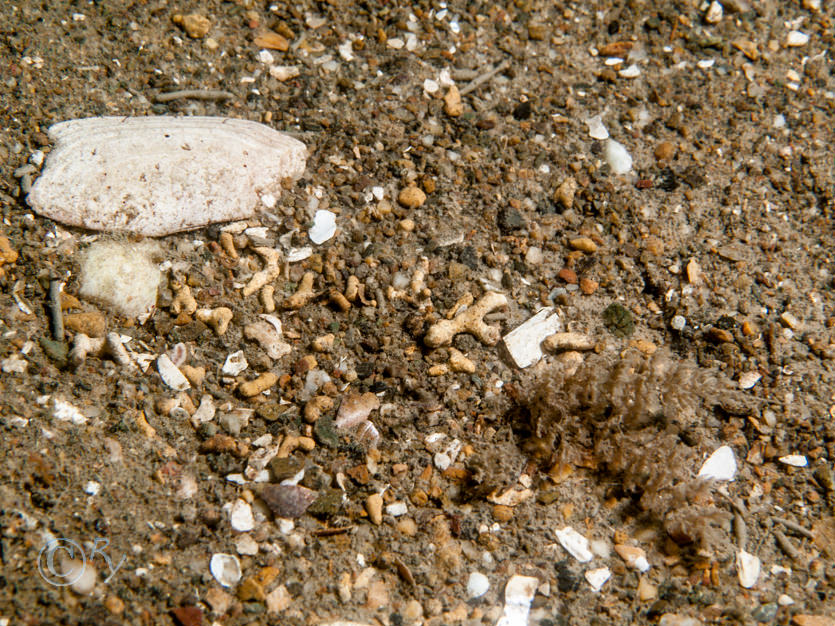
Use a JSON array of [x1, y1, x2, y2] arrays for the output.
[[154, 89, 234, 103], [48, 279, 65, 341], [460, 59, 511, 96], [734, 513, 747, 550], [283, 272, 315, 309], [773, 516, 814, 540], [542, 331, 595, 353], [773, 529, 801, 561], [260, 285, 276, 313]]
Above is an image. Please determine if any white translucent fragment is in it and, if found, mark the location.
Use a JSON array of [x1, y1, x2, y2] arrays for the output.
[[235, 533, 259, 555], [496, 575, 538, 626], [698, 445, 737, 481], [309, 209, 336, 244], [385, 501, 408, 517], [53, 399, 88, 425], [287, 246, 312, 262], [84, 481, 101, 495], [210, 553, 242, 587], [270, 65, 300, 81], [697, 59, 716, 69], [619, 64, 641, 78], [585, 114, 609, 140], [157, 354, 190, 391], [604, 139, 633, 174], [229, 499, 255, 532], [222, 351, 248, 377], [190, 395, 216, 428], [488, 488, 534, 507], [467, 571, 490, 598], [585, 567, 611, 592], [778, 454, 807, 467], [785, 31, 809, 47], [736, 550, 760, 588], [502, 308, 562, 369], [338, 40, 354, 61], [778, 594, 794, 606], [27, 117, 306, 236], [705, 1, 723, 24], [79, 241, 161, 318], [739, 371, 761, 389], [555, 527, 593, 562], [258, 49, 275, 64], [423, 78, 440, 93]]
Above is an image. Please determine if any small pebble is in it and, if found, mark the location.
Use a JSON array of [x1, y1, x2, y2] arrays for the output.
[[637, 577, 657, 601], [366, 493, 383, 525], [398, 185, 426, 209], [671, 315, 687, 331], [173, 13, 211, 38], [579, 278, 598, 295], [554, 177, 577, 210], [444, 85, 463, 117], [654, 141, 676, 161], [569, 237, 598, 253]]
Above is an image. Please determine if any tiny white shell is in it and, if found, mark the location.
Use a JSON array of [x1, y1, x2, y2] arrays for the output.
[[28, 117, 306, 236]]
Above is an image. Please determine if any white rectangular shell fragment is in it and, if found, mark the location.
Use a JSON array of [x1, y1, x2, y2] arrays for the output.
[[27, 116, 307, 236]]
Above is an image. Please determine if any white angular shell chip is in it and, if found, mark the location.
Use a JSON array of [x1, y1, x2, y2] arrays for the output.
[[698, 445, 737, 481], [27, 117, 307, 236], [555, 526, 593, 562]]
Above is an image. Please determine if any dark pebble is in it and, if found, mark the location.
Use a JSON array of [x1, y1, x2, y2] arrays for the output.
[[498, 207, 526, 233], [602, 303, 635, 338]]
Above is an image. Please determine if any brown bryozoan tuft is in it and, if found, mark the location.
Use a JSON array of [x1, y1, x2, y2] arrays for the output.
[[520, 349, 732, 550]]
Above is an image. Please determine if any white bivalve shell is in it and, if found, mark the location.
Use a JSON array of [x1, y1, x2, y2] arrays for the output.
[[27, 116, 307, 236]]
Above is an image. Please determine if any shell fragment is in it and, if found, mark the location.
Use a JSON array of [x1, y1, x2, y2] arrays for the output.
[[27, 117, 307, 236]]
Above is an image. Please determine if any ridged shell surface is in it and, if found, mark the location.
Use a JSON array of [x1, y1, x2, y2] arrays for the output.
[[27, 116, 307, 236]]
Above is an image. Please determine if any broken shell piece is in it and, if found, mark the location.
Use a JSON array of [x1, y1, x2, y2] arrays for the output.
[[157, 354, 190, 391], [335, 392, 380, 429], [502, 307, 562, 368], [585, 567, 611, 592], [488, 487, 534, 507], [698, 445, 737, 481], [555, 527, 593, 562], [778, 455, 808, 467], [190, 395, 216, 429], [53, 398, 88, 425], [467, 572, 489, 598], [309, 210, 336, 244], [244, 319, 292, 360], [738, 371, 761, 389], [261, 484, 317, 518], [497, 575, 538, 626], [736, 550, 760, 588], [614, 544, 650, 572], [210, 553, 242, 588], [229, 499, 255, 532], [222, 351, 248, 377], [27, 117, 306, 236], [424, 291, 508, 347]]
